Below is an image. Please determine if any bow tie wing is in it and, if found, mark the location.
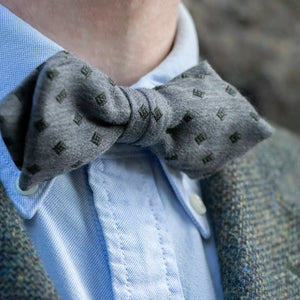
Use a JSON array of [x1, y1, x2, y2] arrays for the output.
[[0, 52, 131, 190], [135, 60, 274, 179]]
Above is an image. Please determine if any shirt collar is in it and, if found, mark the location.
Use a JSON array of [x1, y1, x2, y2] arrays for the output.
[[0, 4, 63, 218], [132, 3, 199, 89], [0, 3, 204, 228]]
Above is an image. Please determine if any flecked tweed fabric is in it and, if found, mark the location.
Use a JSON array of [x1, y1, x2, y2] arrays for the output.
[[0, 51, 272, 191], [201, 126, 300, 299], [0, 183, 61, 299], [0, 126, 298, 299]]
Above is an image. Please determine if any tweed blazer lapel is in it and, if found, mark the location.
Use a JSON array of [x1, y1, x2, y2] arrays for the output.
[[201, 126, 300, 299], [0, 182, 61, 299]]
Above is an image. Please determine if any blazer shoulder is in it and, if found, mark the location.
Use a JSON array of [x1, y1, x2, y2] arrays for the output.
[[211, 124, 300, 204], [201, 124, 300, 299], [257, 124, 300, 165], [242, 124, 300, 207]]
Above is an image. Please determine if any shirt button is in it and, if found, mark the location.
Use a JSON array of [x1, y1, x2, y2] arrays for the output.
[[15, 176, 39, 196], [189, 193, 207, 215]]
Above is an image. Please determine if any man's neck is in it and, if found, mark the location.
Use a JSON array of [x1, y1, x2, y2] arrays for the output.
[[1, 0, 180, 86]]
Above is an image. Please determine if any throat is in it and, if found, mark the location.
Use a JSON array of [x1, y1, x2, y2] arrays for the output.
[[2, 0, 180, 86]]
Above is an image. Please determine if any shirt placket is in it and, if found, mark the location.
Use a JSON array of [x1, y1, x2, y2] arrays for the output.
[[87, 150, 184, 300]]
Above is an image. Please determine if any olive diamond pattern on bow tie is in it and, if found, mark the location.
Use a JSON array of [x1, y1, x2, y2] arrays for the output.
[[73, 112, 83, 126], [95, 93, 107, 106], [138, 104, 149, 119], [250, 112, 260, 121], [217, 108, 226, 121], [195, 133, 207, 145], [71, 160, 83, 169], [81, 65, 92, 77], [91, 132, 102, 146], [195, 74, 205, 79], [153, 107, 163, 122], [202, 153, 214, 164], [52, 141, 67, 155], [55, 89, 67, 103], [34, 119, 49, 132], [0, 50, 273, 190], [183, 111, 194, 123], [225, 85, 237, 97], [193, 89, 205, 98], [47, 70, 59, 80], [154, 84, 169, 91], [230, 132, 242, 144]]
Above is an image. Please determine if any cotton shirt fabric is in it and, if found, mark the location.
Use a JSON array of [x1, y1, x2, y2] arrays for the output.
[[0, 3, 223, 300]]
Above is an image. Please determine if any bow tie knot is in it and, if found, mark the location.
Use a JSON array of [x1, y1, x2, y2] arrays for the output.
[[0, 51, 273, 190]]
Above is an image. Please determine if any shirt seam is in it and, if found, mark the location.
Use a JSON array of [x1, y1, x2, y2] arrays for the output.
[[143, 167, 172, 299], [85, 165, 114, 292], [100, 160, 132, 299]]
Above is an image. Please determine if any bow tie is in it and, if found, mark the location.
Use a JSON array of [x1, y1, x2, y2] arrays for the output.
[[0, 51, 273, 191]]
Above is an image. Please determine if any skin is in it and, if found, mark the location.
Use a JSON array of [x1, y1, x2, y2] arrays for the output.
[[1, 0, 181, 86]]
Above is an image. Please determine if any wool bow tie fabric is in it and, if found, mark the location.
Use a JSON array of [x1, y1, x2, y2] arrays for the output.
[[0, 51, 273, 190]]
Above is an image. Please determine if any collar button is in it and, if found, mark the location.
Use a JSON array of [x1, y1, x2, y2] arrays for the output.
[[15, 176, 39, 196], [189, 193, 207, 215]]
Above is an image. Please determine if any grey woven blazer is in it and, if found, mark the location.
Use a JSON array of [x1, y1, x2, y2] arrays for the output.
[[0, 125, 299, 299]]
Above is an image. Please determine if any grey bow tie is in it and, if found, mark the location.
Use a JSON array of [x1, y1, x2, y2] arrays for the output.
[[0, 51, 273, 191]]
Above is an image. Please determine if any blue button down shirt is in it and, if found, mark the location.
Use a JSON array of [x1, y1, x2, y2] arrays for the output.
[[0, 4, 223, 299]]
